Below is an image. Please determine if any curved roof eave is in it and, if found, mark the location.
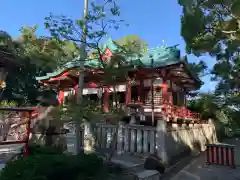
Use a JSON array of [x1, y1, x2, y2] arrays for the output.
[[180, 58, 203, 85], [36, 61, 81, 81], [36, 58, 103, 81], [36, 37, 118, 81]]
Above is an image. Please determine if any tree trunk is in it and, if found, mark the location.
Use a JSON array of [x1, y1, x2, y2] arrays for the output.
[[107, 85, 120, 161]]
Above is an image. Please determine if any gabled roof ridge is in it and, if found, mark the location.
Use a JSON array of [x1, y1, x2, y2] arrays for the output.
[[100, 36, 121, 52], [146, 44, 179, 52]]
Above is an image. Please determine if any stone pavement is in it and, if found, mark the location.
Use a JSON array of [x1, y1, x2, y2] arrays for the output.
[[170, 138, 240, 180]]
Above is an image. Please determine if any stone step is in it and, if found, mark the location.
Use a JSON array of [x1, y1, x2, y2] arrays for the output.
[[132, 163, 161, 180], [136, 170, 161, 180], [112, 158, 144, 172], [111, 155, 161, 180]]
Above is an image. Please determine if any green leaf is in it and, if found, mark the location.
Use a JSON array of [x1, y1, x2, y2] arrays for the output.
[[231, 0, 240, 17]]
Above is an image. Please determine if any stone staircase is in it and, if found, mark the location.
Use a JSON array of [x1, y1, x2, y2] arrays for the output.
[[111, 155, 161, 180]]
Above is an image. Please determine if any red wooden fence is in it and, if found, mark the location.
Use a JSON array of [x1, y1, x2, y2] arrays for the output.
[[206, 143, 235, 168]]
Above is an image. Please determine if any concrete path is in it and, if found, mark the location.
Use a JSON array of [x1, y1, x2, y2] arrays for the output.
[[170, 138, 240, 180]]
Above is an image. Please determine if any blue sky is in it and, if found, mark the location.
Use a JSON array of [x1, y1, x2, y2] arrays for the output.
[[0, 0, 216, 91]]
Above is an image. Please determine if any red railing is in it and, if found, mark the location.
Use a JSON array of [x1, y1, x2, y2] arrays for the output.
[[162, 103, 200, 120], [124, 102, 201, 121], [206, 144, 235, 168]]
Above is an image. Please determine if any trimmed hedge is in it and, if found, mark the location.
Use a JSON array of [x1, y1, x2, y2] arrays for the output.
[[0, 153, 108, 180]]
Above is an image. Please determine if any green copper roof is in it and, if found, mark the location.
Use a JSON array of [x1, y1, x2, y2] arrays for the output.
[[128, 45, 181, 68], [101, 37, 120, 52], [36, 38, 191, 81], [36, 58, 102, 81]]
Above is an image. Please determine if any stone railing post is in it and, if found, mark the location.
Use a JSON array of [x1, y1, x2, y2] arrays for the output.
[[124, 126, 130, 152], [156, 120, 168, 164], [137, 128, 143, 153], [143, 129, 148, 153], [130, 128, 136, 153], [117, 123, 124, 154]]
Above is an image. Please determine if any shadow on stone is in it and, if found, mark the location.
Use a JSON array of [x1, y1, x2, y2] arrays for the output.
[[144, 154, 165, 174], [168, 148, 191, 166]]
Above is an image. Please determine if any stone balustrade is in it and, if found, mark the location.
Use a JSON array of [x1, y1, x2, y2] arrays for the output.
[[74, 122, 217, 165], [95, 123, 157, 155]]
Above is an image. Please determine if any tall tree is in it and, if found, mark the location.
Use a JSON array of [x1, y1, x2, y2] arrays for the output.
[[44, 0, 128, 153], [179, 0, 240, 88], [114, 35, 148, 55], [187, 60, 207, 78], [179, 0, 240, 124], [44, 0, 124, 59], [18, 26, 80, 70], [179, 0, 240, 54], [0, 26, 80, 104], [187, 93, 220, 119]]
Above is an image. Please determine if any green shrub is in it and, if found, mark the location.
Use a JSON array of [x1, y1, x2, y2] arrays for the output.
[[26, 144, 63, 156], [15, 144, 63, 160], [0, 153, 108, 180]]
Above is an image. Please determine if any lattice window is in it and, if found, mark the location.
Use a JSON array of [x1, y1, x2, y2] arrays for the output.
[[145, 88, 162, 105]]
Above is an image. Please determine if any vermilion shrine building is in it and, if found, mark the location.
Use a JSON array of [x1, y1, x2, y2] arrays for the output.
[[36, 38, 202, 125]]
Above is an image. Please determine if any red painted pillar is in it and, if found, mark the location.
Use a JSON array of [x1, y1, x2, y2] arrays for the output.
[[216, 146, 219, 164], [168, 81, 173, 105], [221, 147, 224, 165], [125, 82, 131, 104], [226, 147, 230, 166], [104, 87, 110, 112], [206, 146, 210, 164], [230, 148, 236, 168], [162, 80, 168, 104], [211, 146, 214, 163], [58, 91, 65, 104], [24, 112, 32, 157], [138, 79, 143, 103]]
